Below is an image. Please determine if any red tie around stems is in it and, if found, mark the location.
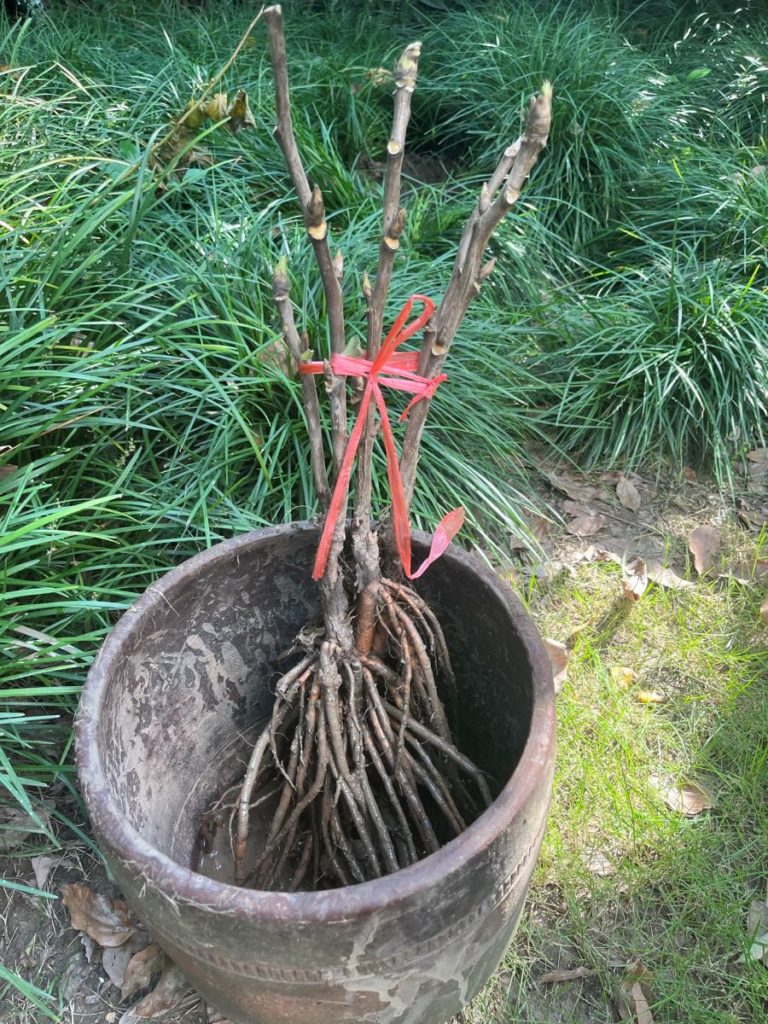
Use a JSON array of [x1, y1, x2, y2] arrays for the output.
[[299, 294, 465, 581]]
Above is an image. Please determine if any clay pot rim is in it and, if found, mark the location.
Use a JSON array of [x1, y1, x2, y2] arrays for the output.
[[77, 522, 554, 923]]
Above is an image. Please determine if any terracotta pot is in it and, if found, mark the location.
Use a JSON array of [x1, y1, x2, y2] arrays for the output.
[[76, 523, 554, 1024]]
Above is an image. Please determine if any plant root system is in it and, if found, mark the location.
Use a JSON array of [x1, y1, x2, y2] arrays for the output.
[[200, 579, 491, 891]]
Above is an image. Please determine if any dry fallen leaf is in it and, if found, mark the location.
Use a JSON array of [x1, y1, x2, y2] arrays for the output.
[[584, 849, 615, 876], [636, 689, 665, 705], [761, 600, 768, 626], [562, 499, 594, 518], [227, 89, 255, 133], [366, 66, 394, 87], [544, 638, 570, 694], [30, 854, 72, 888], [546, 471, 601, 505], [616, 475, 642, 512], [746, 898, 768, 966], [610, 666, 636, 689], [616, 963, 654, 1024], [203, 92, 228, 121], [747, 461, 766, 492], [724, 559, 768, 584], [103, 945, 135, 991], [259, 337, 295, 378], [529, 514, 552, 542], [622, 557, 649, 601], [566, 514, 606, 537], [60, 957, 93, 1003], [660, 779, 714, 816], [579, 544, 618, 565], [122, 944, 167, 1001], [81, 933, 96, 963], [187, 148, 215, 168], [118, 963, 191, 1022], [539, 965, 596, 984], [617, 980, 654, 1023], [511, 514, 552, 550], [0, 805, 51, 851], [645, 560, 695, 591], [61, 883, 134, 947], [687, 525, 721, 575], [737, 503, 768, 530]]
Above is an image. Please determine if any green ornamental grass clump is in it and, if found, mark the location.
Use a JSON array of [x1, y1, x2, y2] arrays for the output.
[[528, 241, 768, 475]]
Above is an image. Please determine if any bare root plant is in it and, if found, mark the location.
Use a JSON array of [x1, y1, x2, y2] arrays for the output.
[[200, 5, 551, 891]]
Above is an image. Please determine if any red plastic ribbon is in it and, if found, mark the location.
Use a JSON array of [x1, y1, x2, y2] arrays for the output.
[[300, 294, 465, 581]]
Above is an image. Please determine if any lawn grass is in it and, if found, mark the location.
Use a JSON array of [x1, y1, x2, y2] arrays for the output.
[[492, 525, 768, 1023], [1, 0, 768, 1020]]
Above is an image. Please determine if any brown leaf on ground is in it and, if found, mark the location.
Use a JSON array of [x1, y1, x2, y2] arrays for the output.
[[617, 980, 654, 1023], [546, 471, 601, 505], [611, 666, 636, 689], [617, 963, 654, 1024], [544, 638, 570, 694], [0, 805, 51, 851], [511, 514, 552, 549], [103, 945, 135, 991], [636, 689, 665, 705], [578, 544, 619, 565], [601, 470, 622, 484], [660, 779, 714, 816], [687, 525, 721, 575], [645, 560, 695, 591], [60, 957, 93, 1003], [746, 898, 768, 966], [562, 499, 595, 518], [584, 849, 615, 876], [760, 600, 768, 626], [529, 514, 552, 542], [616, 475, 642, 512], [622, 557, 649, 600], [30, 854, 72, 888], [122, 944, 167, 1000], [61, 883, 134, 947], [119, 963, 191, 1021], [539, 965, 596, 984], [724, 559, 768, 584], [737, 503, 768, 530], [566, 514, 607, 537], [748, 461, 767, 491]]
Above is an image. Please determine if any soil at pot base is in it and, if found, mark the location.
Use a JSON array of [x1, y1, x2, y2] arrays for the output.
[[76, 525, 554, 1024]]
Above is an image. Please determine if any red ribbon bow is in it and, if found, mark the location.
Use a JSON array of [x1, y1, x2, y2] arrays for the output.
[[300, 294, 464, 581]]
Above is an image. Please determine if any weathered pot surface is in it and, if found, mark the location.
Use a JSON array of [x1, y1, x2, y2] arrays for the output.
[[76, 522, 555, 1024]]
